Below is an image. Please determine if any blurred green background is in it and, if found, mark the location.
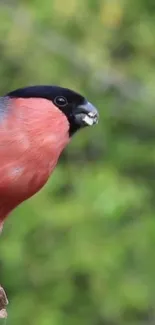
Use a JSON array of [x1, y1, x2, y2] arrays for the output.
[[1, 0, 155, 324]]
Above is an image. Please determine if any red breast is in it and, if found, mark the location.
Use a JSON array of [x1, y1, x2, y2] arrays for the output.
[[0, 97, 70, 220]]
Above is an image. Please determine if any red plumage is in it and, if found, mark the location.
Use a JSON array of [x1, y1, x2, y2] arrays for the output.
[[0, 97, 70, 226], [0, 85, 98, 317]]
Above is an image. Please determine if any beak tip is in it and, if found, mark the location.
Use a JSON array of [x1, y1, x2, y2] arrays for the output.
[[75, 101, 99, 127], [87, 104, 99, 125]]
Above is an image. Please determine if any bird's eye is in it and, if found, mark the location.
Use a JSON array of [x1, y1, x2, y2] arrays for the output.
[[54, 96, 68, 107]]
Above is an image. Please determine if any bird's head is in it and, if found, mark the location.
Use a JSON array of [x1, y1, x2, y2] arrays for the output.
[[7, 85, 99, 136]]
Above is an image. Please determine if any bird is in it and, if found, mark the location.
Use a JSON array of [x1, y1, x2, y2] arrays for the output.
[[0, 85, 98, 317]]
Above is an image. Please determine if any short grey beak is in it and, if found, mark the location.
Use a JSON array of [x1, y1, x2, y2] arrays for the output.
[[74, 101, 99, 126]]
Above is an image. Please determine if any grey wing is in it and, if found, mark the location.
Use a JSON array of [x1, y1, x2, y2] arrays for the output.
[[0, 97, 10, 121]]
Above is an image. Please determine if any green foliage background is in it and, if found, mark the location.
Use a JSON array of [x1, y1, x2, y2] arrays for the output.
[[0, 0, 155, 324]]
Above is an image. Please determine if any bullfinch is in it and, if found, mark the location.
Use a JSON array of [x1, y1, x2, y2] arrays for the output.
[[0, 85, 99, 316]]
